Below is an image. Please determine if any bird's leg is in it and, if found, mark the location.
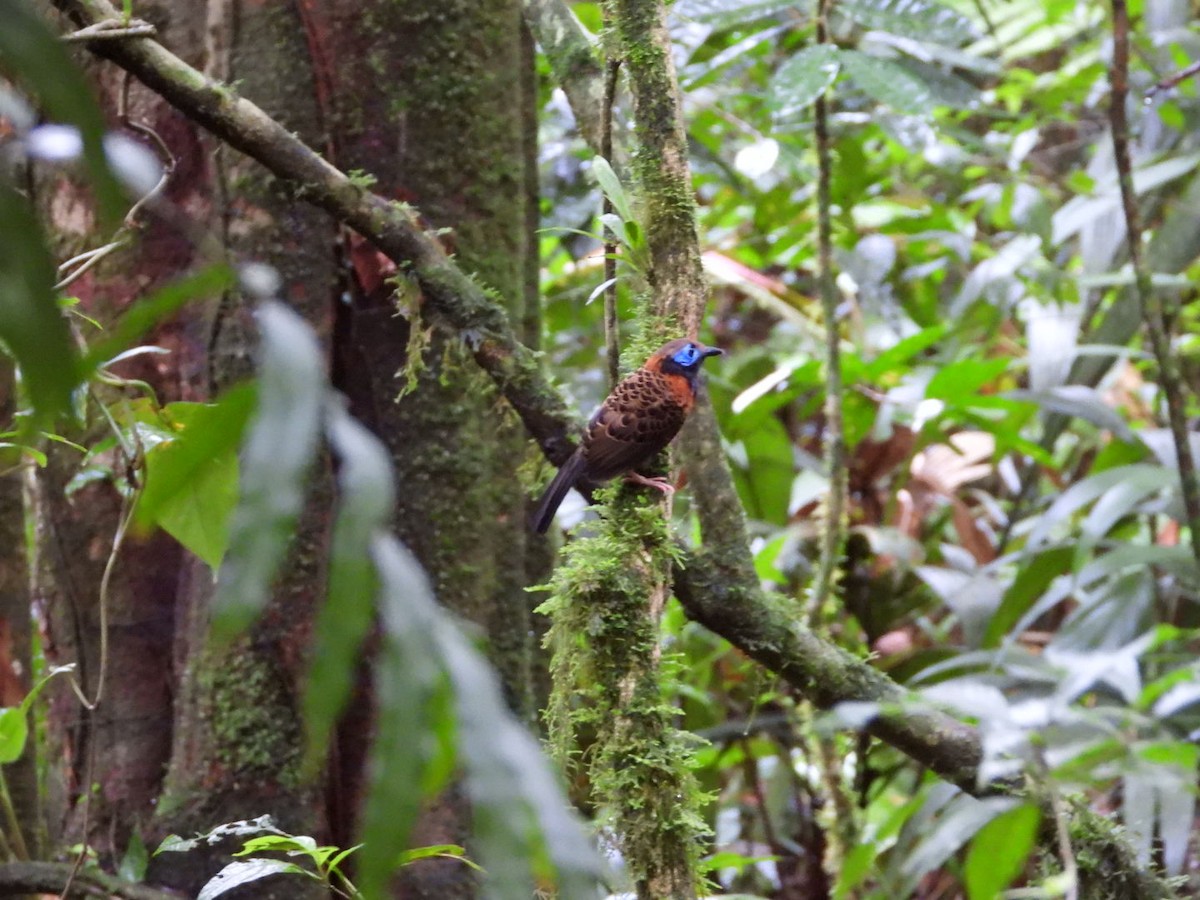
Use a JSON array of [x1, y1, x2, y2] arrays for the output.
[[625, 471, 676, 495]]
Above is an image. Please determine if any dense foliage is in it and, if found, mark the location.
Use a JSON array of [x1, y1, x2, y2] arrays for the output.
[[3, 0, 1200, 897]]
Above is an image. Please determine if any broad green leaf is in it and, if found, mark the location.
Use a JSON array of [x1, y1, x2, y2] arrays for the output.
[[840, 49, 934, 114], [428, 549, 605, 899], [118, 832, 149, 884], [837, 0, 977, 46], [363, 536, 604, 899], [0, 663, 76, 763], [302, 401, 395, 772], [135, 388, 257, 568], [863, 323, 949, 380], [399, 844, 484, 873], [211, 303, 324, 641], [963, 803, 1040, 900], [925, 357, 1010, 402], [155, 816, 285, 856], [899, 794, 1018, 892], [0, 0, 125, 223], [770, 44, 840, 117], [0, 182, 80, 421], [198, 859, 310, 900]]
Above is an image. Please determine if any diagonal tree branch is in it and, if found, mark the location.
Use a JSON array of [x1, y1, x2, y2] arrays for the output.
[[47, 0, 986, 790]]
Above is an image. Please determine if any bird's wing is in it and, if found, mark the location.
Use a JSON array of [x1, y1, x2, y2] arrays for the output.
[[583, 370, 688, 480]]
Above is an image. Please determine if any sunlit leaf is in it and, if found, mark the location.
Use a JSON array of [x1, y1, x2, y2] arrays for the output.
[[135, 388, 257, 568], [963, 803, 1040, 900]]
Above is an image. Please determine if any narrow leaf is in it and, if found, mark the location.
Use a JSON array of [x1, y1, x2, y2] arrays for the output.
[[211, 303, 324, 641], [0, 183, 80, 420], [303, 401, 395, 771]]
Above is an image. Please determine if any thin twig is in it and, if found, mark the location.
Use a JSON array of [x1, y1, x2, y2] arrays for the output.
[[1146, 59, 1200, 100], [0, 776, 28, 861], [601, 54, 621, 389], [62, 20, 157, 42], [805, 0, 847, 625], [1109, 0, 1200, 568]]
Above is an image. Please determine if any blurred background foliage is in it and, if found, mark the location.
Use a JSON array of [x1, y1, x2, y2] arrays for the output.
[[540, 0, 1200, 895], [4, 0, 1200, 896]]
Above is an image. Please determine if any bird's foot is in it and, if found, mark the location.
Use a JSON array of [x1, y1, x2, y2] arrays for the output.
[[625, 472, 676, 495]]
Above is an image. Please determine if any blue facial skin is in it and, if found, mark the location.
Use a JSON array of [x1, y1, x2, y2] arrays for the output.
[[672, 344, 701, 367]]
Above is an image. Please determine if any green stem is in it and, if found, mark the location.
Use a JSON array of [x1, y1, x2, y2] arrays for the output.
[[805, 0, 847, 625]]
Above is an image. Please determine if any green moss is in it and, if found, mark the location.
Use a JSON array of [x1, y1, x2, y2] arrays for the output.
[[541, 481, 709, 896], [200, 645, 302, 788]]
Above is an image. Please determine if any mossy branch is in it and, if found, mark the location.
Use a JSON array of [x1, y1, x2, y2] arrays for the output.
[[0, 862, 177, 899]]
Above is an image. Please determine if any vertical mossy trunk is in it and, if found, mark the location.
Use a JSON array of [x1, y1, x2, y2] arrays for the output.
[[148, 3, 335, 897], [311, 0, 537, 894]]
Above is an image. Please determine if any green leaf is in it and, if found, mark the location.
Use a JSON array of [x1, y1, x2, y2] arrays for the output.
[[0, 182, 81, 421], [118, 832, 149, 884], [211, 303, 324, 641], [963, 803, 1040, 900], [357, 537, 459, 900], [770, 44, 840, 117], [362, 536, 605, 899], [840, 49, 935, 113], [0, 707, 28, 765], [925, 357, 1010, 402], [591, 157, 636, 225], [135, 387, 257, 568], [900, 795, 1019, 892], [303, 401, 395, 772], [837, 0, 977, 46], [0, 664, 76, 763], [399, 844, 484, 873], [0, 0, 126, 223], [983, 547, 1072, 647]]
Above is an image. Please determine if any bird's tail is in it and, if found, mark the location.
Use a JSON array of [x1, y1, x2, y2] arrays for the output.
[[532, 452, 586, 534]]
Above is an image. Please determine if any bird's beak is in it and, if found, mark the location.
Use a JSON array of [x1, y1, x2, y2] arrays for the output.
[[700, 345, 724, 358]]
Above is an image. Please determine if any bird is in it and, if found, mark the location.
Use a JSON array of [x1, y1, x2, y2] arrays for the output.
[[532, 338, 723, 534]]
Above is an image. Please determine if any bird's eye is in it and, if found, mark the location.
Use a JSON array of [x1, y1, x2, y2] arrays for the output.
[[673, 344, 699, 366]]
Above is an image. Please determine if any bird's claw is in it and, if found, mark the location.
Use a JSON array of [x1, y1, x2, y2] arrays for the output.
[[625, 472, 676, 495]]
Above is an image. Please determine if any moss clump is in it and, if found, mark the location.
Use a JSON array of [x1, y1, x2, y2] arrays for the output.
[[202, 645, 302, 788], [540, 481, 709, 897]]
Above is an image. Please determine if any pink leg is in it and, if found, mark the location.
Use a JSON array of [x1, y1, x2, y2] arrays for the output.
[[625, 471, 676, 495]]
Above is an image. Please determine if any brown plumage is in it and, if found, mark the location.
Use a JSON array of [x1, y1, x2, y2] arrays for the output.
[[532, 338, 723, 533]]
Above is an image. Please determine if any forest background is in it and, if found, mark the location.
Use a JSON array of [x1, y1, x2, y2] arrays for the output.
[[2, 0, 1200, 898]]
